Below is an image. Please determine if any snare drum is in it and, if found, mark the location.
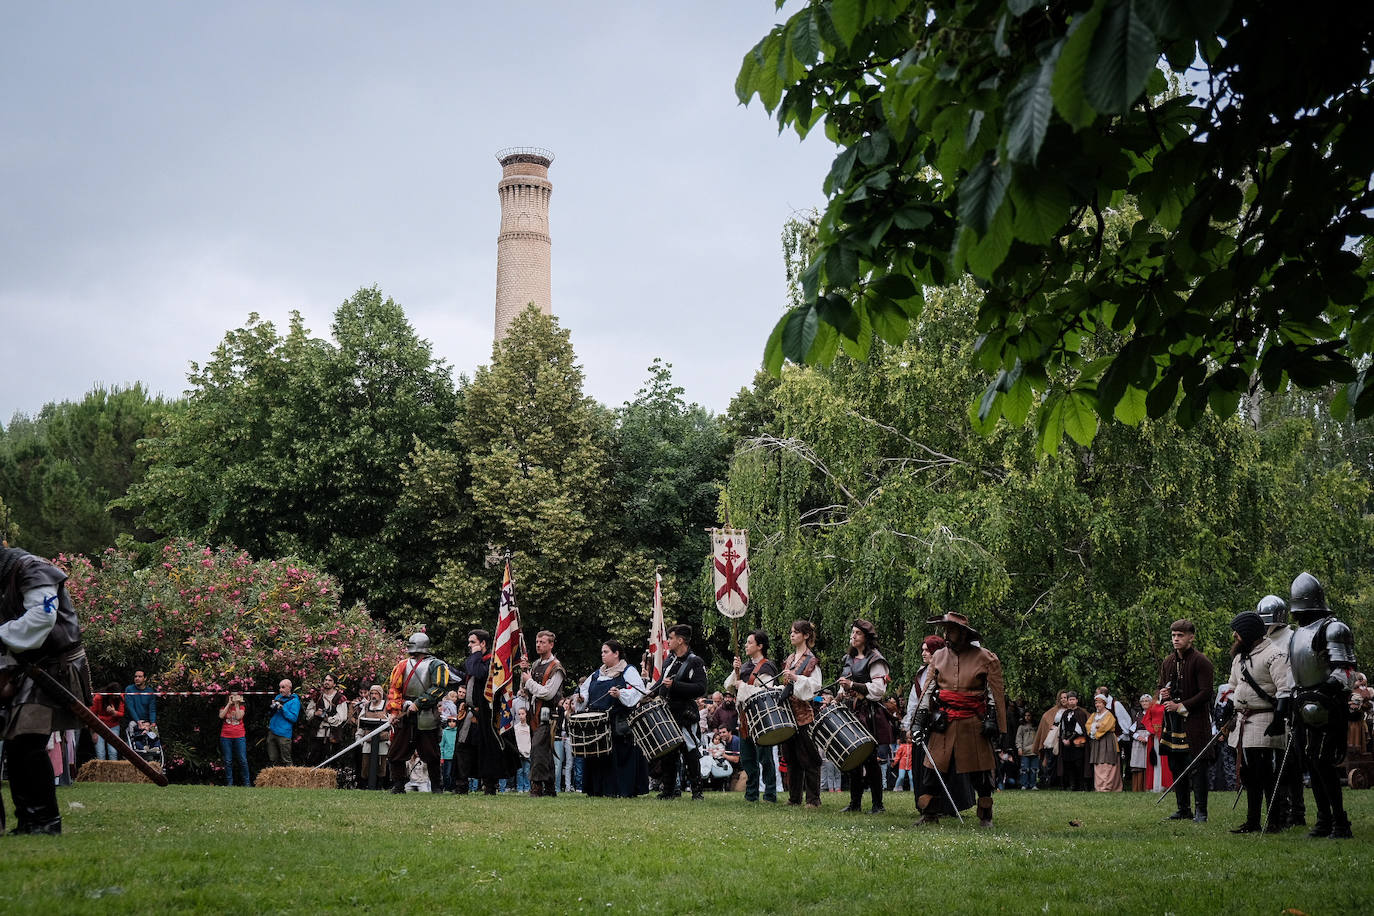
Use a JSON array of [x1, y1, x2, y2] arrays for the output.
[[810, 703, 877, 771], [568, 711, 613, 757], [628, 697, 685, 760], [740, 689, 797, 746]]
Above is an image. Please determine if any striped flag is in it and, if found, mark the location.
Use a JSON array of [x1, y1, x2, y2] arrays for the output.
[[647, 572, 667, 682], [486, 559, 521, 733]]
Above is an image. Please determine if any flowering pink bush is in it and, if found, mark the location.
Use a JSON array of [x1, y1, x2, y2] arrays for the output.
[[61, 542, 404, 776], [65, 542, 402, 692]]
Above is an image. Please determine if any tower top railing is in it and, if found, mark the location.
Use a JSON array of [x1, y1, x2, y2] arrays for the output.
[[496, 147, 555, 166]]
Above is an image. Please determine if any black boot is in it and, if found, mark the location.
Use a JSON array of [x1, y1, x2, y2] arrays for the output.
[[1166, 808, 1194, 820]]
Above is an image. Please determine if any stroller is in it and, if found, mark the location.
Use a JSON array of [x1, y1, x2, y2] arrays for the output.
[[126, 722, 164, 770]]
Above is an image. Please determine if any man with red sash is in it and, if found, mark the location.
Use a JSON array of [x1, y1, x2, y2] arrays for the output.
[[913, 612, 1006, 827]]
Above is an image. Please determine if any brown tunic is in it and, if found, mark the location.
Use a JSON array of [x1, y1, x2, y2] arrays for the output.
[[922, 644, 1006, 774], [1155, 647, 1214, 752]]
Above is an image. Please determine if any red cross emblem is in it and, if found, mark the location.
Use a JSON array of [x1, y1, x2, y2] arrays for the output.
[[714, 538, 749, 605]]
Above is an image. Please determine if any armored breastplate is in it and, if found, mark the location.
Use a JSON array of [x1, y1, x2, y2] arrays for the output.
[[404, 657, 435, 699], [1289, 621, 1329, 689]]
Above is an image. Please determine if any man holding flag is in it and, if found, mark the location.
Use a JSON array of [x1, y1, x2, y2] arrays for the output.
[[462, 559, 522, 793]]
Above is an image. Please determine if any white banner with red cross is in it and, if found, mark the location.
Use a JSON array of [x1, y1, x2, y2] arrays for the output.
[[710, 528, 749, 618]]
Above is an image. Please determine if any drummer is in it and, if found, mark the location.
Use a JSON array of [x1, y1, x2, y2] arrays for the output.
[[780, 620, 823, 808], [577, 639, 650, 798], [724, 629, 780, 803], [837, 618, 892, 814]]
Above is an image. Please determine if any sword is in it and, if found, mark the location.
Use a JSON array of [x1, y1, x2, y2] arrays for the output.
[[23, 663, 169, 787], [1262, 726, 1296, 833], [917, 736, 965, 825], [313, 718, 393, 770], [1153, 717, 1231, 806]]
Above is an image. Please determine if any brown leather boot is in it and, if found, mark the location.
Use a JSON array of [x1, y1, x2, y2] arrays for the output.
[[977, 797, 994, 828]]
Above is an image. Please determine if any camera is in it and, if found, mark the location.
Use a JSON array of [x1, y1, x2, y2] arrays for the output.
[[271, 700, 283, 711]]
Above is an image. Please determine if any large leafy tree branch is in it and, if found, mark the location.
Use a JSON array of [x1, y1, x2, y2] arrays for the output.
[[739, 0, 1374, 450]]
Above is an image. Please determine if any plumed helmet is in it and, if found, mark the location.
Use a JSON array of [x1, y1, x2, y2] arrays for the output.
[[406, 632, 432, 655], [1289, 572, 1329, 624], [1256, 594, 1289, 628]]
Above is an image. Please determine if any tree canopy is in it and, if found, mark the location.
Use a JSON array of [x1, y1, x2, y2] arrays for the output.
[[738, 1, 1374, 450], [116, 287, 460, 613], [724, 272, 1374, 700]]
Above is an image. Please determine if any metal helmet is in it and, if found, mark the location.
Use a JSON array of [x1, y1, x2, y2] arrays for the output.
[[406, 632, 432, 655], [1256, 594, 1289, 628], [1289, 572, 1330, 625]]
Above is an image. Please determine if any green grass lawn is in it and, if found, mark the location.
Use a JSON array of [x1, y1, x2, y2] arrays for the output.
[[1, 784, 1370, 914]]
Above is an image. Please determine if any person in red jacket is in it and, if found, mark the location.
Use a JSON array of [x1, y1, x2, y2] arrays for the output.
[[89, 683, 125, 760]]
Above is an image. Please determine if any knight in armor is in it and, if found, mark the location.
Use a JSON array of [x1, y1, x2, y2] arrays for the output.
[[723, 629, 779, 803], [1156, 618, 1214, 822], [1223, 611, 1294, 833], [912, 612, 1006, 827], [519, 629, 564, 797], [384, 632, 452, 794], [0, 547, 92, 835], [837, 618, 892, 815], [1287, 572, 1358, 838], [655, 623, 707, 800], [1258, 593, 1307, 828]]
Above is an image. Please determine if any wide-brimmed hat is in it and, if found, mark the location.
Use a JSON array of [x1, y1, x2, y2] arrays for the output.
[[925, 611, 980, 641]]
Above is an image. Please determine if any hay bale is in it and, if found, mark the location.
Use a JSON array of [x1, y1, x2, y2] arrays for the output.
[[254, 766, 338, 789], [74, 759, 163, 784]]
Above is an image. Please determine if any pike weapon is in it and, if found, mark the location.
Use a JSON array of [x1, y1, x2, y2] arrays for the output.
[[313, 717, 394, 770], [1153, 714, 1233, 806], [1262, 726, 1296, 833], [24, 663, 169, 787]]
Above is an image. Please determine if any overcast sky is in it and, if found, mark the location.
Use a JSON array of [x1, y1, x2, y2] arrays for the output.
[[0, 2, 834, 425]]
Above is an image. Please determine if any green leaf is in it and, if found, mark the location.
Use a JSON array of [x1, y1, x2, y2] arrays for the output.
[[1009, 171, 1071, 244], [735, 43, 762, 104], [789, 9, 821, 67], [754, 33, 785, 111], [1062, 390, 1099, 446], [1084, 0, 1158, 114], [870, 273, 917, 301], [1037, 391, 1067, 455], [968, 203, 1014, 279], [807, 318, 841, 364], [959, 154, 1011, 236], [1005, 42, 1061, 164], [1052, 2, 1103, 129], [1004, 374, 1034, 426], [1135, 0, 1232, 40], [816, 290, 861, 340], [1113, 385, 1147, 424], [781, 306, 819, 364], [868, 295, 910, 345], [824, 147, 859, 195], [824, 243, 861, 288], [1008, 0, 1040, 15], [764, 315, 786, 376], [829, 0, 865, 48]]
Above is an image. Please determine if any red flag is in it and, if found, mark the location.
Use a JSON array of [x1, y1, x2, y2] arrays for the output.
[[486, 560, 521, 732]]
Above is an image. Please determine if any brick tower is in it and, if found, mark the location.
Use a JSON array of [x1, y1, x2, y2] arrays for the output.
[[493, 147, 554, 340]]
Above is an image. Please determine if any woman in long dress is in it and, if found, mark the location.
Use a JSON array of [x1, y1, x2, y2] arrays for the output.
[[1087, 694, 1123, 791], [578, 639, 650, 798]]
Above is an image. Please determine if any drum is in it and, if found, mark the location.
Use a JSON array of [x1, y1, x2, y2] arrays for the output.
[[628, 697, 685, 760], [740, 688, 797, 746], [810, 703, 877, 771], [568, 711, 613, 757]]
